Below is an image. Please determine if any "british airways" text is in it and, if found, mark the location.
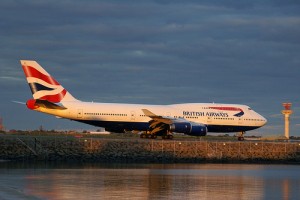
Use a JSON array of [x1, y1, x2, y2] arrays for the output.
[[183, 111, 229, 118]]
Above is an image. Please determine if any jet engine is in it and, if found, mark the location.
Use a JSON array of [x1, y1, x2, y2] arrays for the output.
[[169, 122, 207, 136]]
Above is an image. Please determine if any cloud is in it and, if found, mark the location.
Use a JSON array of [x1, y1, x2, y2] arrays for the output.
[[0, 0, 299, 134]]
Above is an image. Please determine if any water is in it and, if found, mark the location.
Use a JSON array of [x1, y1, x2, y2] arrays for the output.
[[0, 162, 299, 200]]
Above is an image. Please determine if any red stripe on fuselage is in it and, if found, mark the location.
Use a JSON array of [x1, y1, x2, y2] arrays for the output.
[[209, 107, 243, 112], [22, 65, 60, 85], [39, 89, 67, 103]]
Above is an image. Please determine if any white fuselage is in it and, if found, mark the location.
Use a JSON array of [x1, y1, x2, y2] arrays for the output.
[[37, 101, 267, 133]]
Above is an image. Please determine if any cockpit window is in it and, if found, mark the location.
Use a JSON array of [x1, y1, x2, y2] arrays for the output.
[[248, 108, 252, 110]]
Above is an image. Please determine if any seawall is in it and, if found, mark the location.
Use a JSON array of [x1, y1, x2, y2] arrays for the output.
[[1, 135, 300, 163]]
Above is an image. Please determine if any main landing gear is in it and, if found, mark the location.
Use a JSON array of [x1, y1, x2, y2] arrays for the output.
[[162, 134, 173, 140], [140, 133, 157, 139], [237, 131, 245, 141], [140, 132, 173, 140]]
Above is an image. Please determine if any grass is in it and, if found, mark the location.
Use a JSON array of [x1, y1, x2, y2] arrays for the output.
[[1, 130, 239, 141]]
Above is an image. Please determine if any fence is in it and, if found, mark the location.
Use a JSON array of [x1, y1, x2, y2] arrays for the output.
[[0, 135, 300, 163]]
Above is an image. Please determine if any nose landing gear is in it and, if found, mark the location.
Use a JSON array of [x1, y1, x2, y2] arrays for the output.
[[237, 131, 245, 141]]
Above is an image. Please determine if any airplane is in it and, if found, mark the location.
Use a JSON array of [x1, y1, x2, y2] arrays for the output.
[[20, 60, 267, 140]]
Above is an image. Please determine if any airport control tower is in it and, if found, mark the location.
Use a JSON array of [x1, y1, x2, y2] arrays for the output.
[[281, 103, 292, 139]]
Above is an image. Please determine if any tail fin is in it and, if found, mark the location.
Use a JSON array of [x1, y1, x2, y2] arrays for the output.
[[20, 60, 78, 103]]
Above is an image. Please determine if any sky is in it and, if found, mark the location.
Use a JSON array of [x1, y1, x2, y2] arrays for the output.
[[0, 0, 299, 136]]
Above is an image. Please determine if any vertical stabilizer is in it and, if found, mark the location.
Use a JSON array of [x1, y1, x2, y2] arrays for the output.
[[20, 60, 78, 103]]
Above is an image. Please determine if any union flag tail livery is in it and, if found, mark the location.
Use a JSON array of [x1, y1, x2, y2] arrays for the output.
[[21, 60, 77, 103], [20, 60, 267, 140]]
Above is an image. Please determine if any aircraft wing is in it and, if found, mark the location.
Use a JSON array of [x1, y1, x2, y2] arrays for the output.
[[141, 109, 176, 124], [142, 109, 190, 135]]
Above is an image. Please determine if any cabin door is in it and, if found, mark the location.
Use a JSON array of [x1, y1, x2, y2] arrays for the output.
[[77, 109, 83, 118], [130, 111, 136, 121]]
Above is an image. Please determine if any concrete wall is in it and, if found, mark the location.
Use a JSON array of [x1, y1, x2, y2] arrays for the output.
[[1, 136, 300, 163]]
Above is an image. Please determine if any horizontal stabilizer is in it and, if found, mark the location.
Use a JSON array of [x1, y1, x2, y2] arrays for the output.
[[12, 100, 26, 105], [35, 99, 66, 110]]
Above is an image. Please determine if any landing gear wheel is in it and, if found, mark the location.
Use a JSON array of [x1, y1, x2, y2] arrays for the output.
[[140, 133, 157, 139], [167, 135, 173, 139], [151, 134, 157, 139], [237, 131, 245, 141], [238, 136, 244, 141], [162, 135, 173, 140]]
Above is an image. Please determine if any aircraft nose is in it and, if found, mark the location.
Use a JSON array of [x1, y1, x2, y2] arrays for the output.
[[261, 116, 267, 126]]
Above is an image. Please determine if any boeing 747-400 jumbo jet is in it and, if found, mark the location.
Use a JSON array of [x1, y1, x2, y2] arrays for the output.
[[20, 60, 267, 140]]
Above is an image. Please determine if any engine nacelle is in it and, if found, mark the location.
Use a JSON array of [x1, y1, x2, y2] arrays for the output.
[[169, 122, 207, 136]]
